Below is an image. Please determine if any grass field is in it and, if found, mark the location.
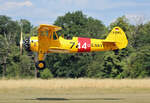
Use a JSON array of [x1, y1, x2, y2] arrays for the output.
[[0, 78, 150, 103]]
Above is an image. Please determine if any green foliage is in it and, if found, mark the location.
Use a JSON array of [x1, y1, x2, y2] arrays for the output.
[[54, 11, 106, 38], [40, 68, 53, 79], [0, 15, 35, 78], [121, 46, 150, 78], [20, 19, 32, 34], [0, 12, 150, 79], [86, 52, 106, 78]]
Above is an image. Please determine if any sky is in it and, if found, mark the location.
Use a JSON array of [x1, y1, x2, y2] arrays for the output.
[[0, 0, 150, 26]]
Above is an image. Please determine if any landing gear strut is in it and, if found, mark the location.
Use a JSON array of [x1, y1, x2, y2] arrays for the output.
[[35, 61, 46, 70]]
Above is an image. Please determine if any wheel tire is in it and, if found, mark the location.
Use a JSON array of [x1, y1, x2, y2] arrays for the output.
[[35, 61, 46, 70]]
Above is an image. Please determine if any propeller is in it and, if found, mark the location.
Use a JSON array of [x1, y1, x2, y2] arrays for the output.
[[20, 27, 23, 55], [19, 25, 31, 54]]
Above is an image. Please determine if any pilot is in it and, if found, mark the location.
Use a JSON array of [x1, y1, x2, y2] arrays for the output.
[[66, 34, 71, 39]]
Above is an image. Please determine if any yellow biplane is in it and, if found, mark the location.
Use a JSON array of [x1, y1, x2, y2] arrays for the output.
[[20, 24, 128, 70]]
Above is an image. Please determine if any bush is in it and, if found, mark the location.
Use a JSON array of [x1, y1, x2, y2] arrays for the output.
[[40, 68, 53, 79]]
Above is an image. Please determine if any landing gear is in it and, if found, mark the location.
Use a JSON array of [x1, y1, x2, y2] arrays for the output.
[[35, 61, 46, 70]]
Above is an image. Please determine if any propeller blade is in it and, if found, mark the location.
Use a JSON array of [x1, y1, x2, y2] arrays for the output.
[[20, 29, 23, 55]]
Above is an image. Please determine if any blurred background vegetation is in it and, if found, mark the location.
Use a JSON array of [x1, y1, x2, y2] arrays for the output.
[[0, 11, 150, 79]]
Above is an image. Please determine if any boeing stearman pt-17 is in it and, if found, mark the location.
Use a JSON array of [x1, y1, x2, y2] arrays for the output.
[[20, 24, 128, 70]]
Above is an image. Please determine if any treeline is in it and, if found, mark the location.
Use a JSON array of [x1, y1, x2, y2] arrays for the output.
[[0, 11, 150, 79]]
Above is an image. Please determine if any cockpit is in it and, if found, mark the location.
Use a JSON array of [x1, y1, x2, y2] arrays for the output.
[[38, 24, 61, 40]]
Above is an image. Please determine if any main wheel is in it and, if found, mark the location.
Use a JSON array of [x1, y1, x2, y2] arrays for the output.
[[35, 61, 46, 70]]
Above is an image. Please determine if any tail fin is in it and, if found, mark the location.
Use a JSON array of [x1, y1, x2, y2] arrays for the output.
[[105, 27, 128, 49]]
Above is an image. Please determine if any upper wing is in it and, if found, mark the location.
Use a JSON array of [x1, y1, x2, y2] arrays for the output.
[[38, 24, 62, 32]]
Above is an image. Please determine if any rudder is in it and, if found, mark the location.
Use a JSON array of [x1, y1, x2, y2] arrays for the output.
[[105, 27, 128, 49]]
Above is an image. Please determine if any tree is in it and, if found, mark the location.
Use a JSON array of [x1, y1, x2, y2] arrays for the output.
[[0, 15, 20, 78], [20, 19, 32, 34], [54, 11, 106, 38], [98, 16, 133, 78], [121, 21, 150, 78], [86, 52, 106, 78], [0, 15, 35, 78]]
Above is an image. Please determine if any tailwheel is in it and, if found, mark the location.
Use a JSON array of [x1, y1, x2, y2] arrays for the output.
[[35, 61, 46, 70]]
